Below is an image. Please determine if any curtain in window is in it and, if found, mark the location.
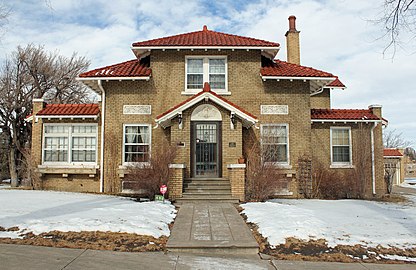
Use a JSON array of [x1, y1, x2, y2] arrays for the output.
[[124, 125, 150, 163]]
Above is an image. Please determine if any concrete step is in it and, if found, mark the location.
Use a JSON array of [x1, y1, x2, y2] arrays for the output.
[[182, 192, 232, 196], [167, 245, 259, 255], [184, 182, 231, 187], [175, 197, 239, 203], [184, 178, 228, 181], [184, 188, 231, 194], [184, 186, 231, 191]]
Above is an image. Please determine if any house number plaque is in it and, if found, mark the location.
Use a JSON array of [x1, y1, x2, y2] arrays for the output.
[[123, 105, 151, 115]]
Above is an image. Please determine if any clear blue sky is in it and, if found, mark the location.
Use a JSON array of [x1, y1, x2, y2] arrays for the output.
[[1, 0, 415, 144]]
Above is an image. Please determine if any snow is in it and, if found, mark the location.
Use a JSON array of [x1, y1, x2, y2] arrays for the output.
[[0, 189, 176, 238], [379, 254, 416, 262], [400, 178, 416, 189], [241, 198, 416, 249]]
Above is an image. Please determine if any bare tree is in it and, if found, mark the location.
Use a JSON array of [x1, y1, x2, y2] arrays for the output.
[[384, 161, 397, 194], [383, 128, 413, 148], [0, 44, 90, 186], [373, 0, 416, 57]]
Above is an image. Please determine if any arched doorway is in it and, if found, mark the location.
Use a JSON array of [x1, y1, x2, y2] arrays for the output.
[[191, 104, 222, 177]]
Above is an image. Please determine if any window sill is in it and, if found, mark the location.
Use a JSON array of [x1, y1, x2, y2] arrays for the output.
[[264, 163, 292, 170], [119, 163, 151, 178], [37, 164, 99, 175], [181, 90, 231, 96], [330, 164, 355, 169]]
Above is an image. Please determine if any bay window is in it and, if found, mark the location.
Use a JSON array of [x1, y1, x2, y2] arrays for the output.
[[43, 124, 97, 164]]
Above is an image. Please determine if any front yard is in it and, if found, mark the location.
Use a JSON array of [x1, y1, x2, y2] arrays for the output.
[[241, 197, 416, 263], [0, 188, 176, 251]]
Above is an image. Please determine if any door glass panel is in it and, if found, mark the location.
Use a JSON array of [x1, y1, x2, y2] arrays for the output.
[[195, 123, 218, 177]]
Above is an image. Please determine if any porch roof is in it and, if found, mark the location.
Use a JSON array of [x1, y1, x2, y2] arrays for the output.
[[383, 148, 403, 158], [155, 83, 258, 128]]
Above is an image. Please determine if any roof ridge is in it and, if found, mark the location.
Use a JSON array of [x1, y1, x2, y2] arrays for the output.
[[132, 27, 280, 47]]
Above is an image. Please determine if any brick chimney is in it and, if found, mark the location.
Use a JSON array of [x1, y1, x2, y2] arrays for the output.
[[285, 15, 301, 65], [369, 104, 382, 119]]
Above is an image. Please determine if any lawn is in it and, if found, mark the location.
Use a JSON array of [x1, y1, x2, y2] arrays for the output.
[[0, 189, 176, 239]]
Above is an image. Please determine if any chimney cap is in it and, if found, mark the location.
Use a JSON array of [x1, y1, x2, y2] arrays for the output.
[[288, 15, 297, 31], [203, 25, 208, 31]]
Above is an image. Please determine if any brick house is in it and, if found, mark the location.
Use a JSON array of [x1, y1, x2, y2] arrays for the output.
[[30, 16, 387, 200]]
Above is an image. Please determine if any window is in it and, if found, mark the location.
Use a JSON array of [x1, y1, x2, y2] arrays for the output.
[[123, 125, 151, 163], [261, 124, 289, 164], [331, 127, 351, 165], [43, 124, 97, 164], [185, 56, 227, 93]]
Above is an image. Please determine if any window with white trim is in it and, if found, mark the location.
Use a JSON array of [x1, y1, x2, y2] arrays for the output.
[[43, 124, 97, 164], [123, 125, 151, 163], [331, 127, 351, 164], [261, 124, 289, 164], [185, 56, 227, 93]]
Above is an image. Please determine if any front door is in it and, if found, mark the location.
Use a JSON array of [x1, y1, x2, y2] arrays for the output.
[[192, 122, 221, 177]]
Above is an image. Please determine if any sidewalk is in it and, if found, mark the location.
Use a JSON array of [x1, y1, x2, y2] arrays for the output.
[[167, 203, 258, 254], [1, 244, 414, 270]]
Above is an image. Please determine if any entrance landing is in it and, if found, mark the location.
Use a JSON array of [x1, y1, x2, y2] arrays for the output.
[[167, 203, 259, 255]]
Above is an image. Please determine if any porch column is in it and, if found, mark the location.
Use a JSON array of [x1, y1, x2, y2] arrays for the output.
[[168, 164, 186, 200], [227, 164, 246, 201]]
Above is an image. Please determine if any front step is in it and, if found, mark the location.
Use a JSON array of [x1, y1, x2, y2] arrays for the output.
[[178, 177, 238, 203]]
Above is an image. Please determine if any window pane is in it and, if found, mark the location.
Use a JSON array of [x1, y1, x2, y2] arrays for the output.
[[209, 59, 225, 73], [333, 146, 350, 162], [187, 74, 203, 89], [209, 74, 225, 89], [332, 129, 349, 145], [45, 125, 68, 134], [187, 59, 203, 73], [44, 150, 68, 162]]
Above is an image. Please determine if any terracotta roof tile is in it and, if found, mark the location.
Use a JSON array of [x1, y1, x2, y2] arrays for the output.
[[79, 59, 151, 78], [311, 109, 380, 120], [37, 104, 100, 116], [326, 78, 345, 88], [132, 26, 279, 48], [261, 59, 336, 78], [384, 148, 403, 157]]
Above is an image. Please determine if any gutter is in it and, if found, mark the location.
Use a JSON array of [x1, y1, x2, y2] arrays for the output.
[[371, 122, 378, 195], [98, 80, 106, 193]]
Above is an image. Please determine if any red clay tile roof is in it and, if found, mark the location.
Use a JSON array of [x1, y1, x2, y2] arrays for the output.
[[326, 78, 345, 88], [311, 109, 380, 120], [79, 59, 151, 78], [132, 26, 279, 48], [384, 148, 403, 157], [37, 104, 100, 116], [261, 59, 336, 78], [156, 82, 257, 120]]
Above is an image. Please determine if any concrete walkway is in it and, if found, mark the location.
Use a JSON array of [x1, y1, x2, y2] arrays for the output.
[[393, 185, 416, 195], [1, 244, 414, 270], [167, 203, 259, 254]]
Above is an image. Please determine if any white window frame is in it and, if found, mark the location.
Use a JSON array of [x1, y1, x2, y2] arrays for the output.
[[42, 123, 98, 166], [184, 55, 229, 95], [330, 126, 353, 168], [260, 124, 290, 166], [122, 124, 152, 166]]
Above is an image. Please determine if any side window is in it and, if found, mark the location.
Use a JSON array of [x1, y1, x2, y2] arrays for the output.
[[124, 125, 151, 163], [261, 124, 289, 164], [331, 127, 351, 165]]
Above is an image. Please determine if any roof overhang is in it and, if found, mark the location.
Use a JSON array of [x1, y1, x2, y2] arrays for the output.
[[156, 91, 258, 129], [311, 119, 383, 124], [76, 76, 151, 93], [261, 76, 337, 95], [35, 115, 98, 120], [132, 46, 280, 59], [384, 156, 403, 159]]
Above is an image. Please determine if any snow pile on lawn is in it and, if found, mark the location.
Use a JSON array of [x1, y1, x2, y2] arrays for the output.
[[241, 199, 416, 248], [400, 178, 416, 189], [0, 189, 176, 239]]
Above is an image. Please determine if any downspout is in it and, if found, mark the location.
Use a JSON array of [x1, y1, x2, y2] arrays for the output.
[[98, 80, 106, 193], [370, 122, 378, 195]]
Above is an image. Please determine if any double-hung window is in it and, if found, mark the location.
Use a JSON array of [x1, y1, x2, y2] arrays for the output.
[[123, 124, 151, 164], [261, 124, 289, 164], [185, 56, 227, 93], [330, 127, 352, 165], [43, 124, 97, 164]]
